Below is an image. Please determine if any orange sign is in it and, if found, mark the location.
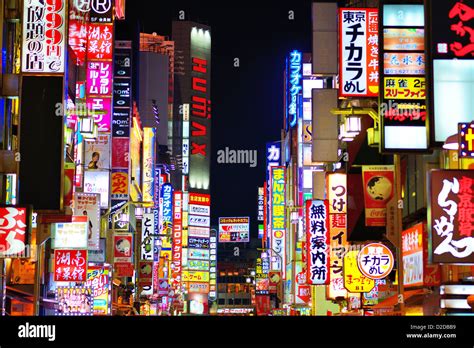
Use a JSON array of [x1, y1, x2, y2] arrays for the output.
[[111, 171, 128, 199], [383, 28, 424, 51]]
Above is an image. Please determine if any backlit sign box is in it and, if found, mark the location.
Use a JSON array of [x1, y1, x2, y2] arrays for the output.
[[428, 170, 474, 264], [427, 0, 474, 144], [380, 3, 428, 152], [339, 8, 379, 97]]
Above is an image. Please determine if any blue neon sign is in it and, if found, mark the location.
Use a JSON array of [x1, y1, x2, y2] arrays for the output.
[[287, 50, 302, 128]]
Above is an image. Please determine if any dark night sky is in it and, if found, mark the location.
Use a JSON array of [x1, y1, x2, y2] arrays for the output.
[[124, 0, 313, 238]]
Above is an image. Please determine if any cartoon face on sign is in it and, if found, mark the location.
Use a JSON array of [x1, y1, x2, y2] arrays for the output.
[[115, 238, 131, 256]]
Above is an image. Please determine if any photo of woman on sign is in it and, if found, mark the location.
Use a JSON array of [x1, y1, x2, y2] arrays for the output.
[[88, 152, 100, 169]]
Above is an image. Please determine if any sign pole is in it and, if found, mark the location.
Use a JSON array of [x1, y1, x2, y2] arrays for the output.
[[394, 154, 405, 314]]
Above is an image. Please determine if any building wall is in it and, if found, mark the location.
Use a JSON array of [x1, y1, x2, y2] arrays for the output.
[[138, 52, 170, 147]]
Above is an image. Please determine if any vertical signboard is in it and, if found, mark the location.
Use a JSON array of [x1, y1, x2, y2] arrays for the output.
[[86, 265, 111, 316], [306, 200, 330, 285], [172, 192, 183, 290], [271, 167, 286, 276], [327, 174, 348, 299], [209, 229, 217, 303], [189, 27, 211, 191], [142, 128, 156, 203], [380, 3, 428, 151], [87, 22, 114, 133], [266, 142, 281, 247], [73, 193, 101, 250], [402, 223, 424, 287], [141, 213, 155, 261], [258, 187, 264, 222], [362, 165, 395, 227], [428, 170, 474, 264], [187, 192, 211, 305], [286, 50, 302, 129], [339, 8, 379, 97]]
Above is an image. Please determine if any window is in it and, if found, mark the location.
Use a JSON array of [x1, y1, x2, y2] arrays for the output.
[[218, 284, 226, 293]]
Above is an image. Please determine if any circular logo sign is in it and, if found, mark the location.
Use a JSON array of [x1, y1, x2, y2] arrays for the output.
[[357, 243, 394, 280], [274, 230, 283, 239]]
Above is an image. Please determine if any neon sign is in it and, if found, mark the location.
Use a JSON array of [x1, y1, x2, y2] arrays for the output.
[[287, 50, 302, 128]]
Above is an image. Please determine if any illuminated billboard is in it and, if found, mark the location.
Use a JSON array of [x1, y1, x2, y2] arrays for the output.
[[361, 166, 395, 227], [306, 200, 330, 285], [171, 191, 183, 290], [271, 167, 286, 275], [83, 170, 110, 208], [142, 128, 156, 203], [73, 193, 101, 250], [51, 222, 88, 249], [427, 0, 474, 143], [54, 249, 88, 282], [428, 170, 474, 264], [380, 4, 428, 152], [339, 8, 379, 97], [0, 206, 31, 257], [189, 26, 211, 191], [402, 223, 424, 288], [286, 50, 302, 128], [218, 217, 250, 243]]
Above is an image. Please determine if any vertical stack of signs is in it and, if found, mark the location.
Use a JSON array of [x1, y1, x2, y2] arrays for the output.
[[111, 40, 132, 223], [52, 219, 92, 316], [266, 142, 281, 247], [255, 254, 271, 315], [159, 182, 173, 299], [171, 191, 183, 293], [271, 167, 286, 278], [305, 200, 330, 286], [52, 221, 89, 282], [209, 229, 218, 305], [111, 41, 133, 277], [380, 3, 427, 151], [187, 193, 211, 314], [326, 174, 348, 299], [83, 6, 115, 209]]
